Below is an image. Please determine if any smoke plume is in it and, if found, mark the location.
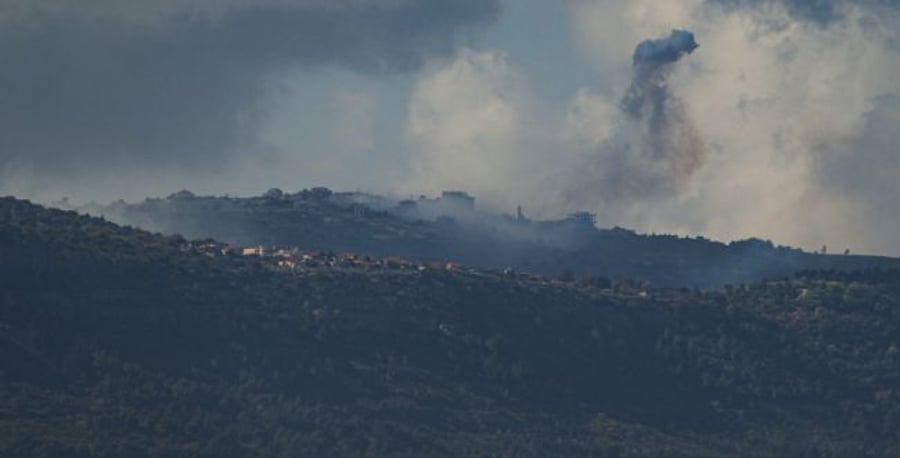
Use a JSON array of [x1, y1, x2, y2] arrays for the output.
[[622, 30, 699, 118], [406, 0, 900, 256], [5, 0, 900, 257], [562, 0, 900, 254], [615, 30, 705, 196]]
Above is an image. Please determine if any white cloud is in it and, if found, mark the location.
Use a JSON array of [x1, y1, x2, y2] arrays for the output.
[[403, 48, 542, 206], [402, 0, 900, 254], [564, 0, 900, 254]]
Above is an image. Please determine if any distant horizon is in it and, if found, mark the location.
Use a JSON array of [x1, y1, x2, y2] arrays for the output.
[[34, 186, 882, 259]]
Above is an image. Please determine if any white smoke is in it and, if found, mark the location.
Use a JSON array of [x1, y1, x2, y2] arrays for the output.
[[403, 49, 550, 207], [404, 0, 900, 255]]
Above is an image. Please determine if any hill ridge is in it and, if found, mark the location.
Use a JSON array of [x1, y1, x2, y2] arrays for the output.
[[1, 196, 900, 456], [71, 189, 900, 288]]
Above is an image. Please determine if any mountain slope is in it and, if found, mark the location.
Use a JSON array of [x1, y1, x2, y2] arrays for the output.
[[2, 197, 900, 457], [81, 190, 900, 287]]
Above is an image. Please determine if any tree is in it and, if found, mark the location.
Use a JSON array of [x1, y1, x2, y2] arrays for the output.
[[264, 188, 284, 200]]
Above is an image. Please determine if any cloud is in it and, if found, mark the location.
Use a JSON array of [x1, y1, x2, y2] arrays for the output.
[[813, 95, 900, 253], [6, 0, 900, 256], [404, 0, 900, 254], [706, 0, 900, 26], [403, 49, 539, 206], [570, 0, 900, 253], [0, 0, 501, 180], [671, 1, 900, 253], [330, 88, 377, 152]]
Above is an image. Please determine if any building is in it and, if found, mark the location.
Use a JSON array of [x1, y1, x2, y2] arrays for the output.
[[566, 211, 596, 227], [241, 246, 266, 257]]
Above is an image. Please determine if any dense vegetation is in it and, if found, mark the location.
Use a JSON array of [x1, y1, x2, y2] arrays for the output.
[[80, 189, 900, 288], [3, 197, 900, 456]]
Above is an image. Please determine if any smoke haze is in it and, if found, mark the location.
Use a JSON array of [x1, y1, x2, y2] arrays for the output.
[[3, 0, 900, 256], [406, 0, 900, 255]]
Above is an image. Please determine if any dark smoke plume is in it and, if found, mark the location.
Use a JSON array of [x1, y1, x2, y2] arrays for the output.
[[633, 29, 700, 65], [617, 30, 705, 193], [622, 30, 698, 117]]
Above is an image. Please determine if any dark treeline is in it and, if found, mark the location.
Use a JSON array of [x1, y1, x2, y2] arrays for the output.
[[2, 197, 900, 456]]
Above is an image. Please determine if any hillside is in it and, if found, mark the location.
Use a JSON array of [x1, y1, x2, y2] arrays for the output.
[[2, 196, 900, 457], [78, 189, 900, 288]]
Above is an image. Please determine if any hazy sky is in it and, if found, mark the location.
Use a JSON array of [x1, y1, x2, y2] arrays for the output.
[[1, 0, 899, 255]]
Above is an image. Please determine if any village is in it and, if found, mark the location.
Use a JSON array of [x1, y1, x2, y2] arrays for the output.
[[188, 239, 537, 279], [177, 239, 670, 301]]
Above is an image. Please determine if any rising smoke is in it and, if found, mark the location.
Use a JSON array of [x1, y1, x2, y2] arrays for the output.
[[563, 0, 900, 254], [621, 30, 699, 118], [615, 30, 705, 197], [4, 0, 900, 256], [406, 0, 900, 255], [404, 30, 707, 211]]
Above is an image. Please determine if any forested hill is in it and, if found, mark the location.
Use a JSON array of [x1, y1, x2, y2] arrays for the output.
[[80, 189, 900, 288], [2, 196, 900, 457]]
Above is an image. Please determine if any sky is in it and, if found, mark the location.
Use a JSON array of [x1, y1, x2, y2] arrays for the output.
[[1, 0, 900, 255]]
